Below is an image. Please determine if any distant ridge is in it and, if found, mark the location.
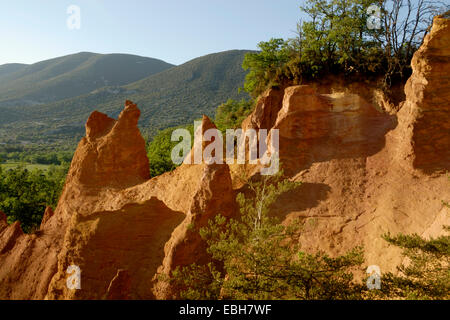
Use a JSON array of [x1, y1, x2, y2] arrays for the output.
[[0, 63, 28, 78], [0, 52, 174, 107], [0, 50, 251, 144]]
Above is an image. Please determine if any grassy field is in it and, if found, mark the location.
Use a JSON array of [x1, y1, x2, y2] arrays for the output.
[[1, 162, 51, 171]]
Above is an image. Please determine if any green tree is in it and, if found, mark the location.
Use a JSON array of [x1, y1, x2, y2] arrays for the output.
[[298, 0, 378, 73], [242, 0, 447, 97], [242, 38, 292, 97], [215, 99, 254, 133], [375, 226, 450, 299], [0, 164, 69, 233], [168, 171, 365, 300], [147, 124, 194, 177]]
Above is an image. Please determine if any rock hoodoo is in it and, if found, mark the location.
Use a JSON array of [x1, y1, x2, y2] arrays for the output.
[[70, 100, 150, 189], [390, 16, 450, 173], [0, 102, 236, 299]]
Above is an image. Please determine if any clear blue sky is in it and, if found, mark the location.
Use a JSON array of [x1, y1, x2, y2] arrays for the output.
[[0, 0, 304, 66]]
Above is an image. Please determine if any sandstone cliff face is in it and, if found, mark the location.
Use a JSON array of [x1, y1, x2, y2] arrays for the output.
[[391, 17, 450, 173], [236, 16, 450, 275], [271, 84, 396, 176], [242, 87, 285, 131], [0, 16, 448, 300], [0, 103, 236, 300]]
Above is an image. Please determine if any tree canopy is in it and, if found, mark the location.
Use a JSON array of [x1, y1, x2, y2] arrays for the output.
[[0, 164, 68, 233], [242, 0, 448, 97], [147, 124, 194, 177]]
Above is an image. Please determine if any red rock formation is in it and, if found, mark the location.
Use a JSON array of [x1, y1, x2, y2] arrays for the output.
[[184, 115, 221, 164], [0, 221, 23, 255], [391, 16, 450, 173], [0, 101, 236, 300], [0, 215, 57, 299], [236, 15, 450, 275], [69, 100, 150, 189], [150, 116, 237, 298], [276, 84, 397, 175], [242, 87, 285, 131], [237, 82, 397, 177], [40, 207, 54, 230], [43, 112, 237, 300], [0, 211, 7, 232]]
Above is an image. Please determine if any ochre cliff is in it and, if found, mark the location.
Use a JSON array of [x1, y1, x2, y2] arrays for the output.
[[0, 16, 448, 299], [0, 103, 236, 299], [235, 16, 450, 275], [391, 17, 450, 173]]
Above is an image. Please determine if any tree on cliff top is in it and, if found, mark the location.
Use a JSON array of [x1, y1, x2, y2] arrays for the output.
[[242, 39, 292, 98], [242, 0, 448, 97]]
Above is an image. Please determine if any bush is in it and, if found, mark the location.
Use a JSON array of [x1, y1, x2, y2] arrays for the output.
[[0, 164, 69, 233], [167, 170, 365, 300], [147, 124, 194, 177], [215, 99, 254, 132], [373, 226, 450, 299]]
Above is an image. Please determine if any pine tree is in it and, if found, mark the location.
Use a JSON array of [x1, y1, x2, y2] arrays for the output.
[[168, 170, 365, 300], [377, 226, 450, 299]]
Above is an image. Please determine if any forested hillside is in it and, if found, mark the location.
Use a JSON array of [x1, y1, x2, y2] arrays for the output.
[[0, 50, 250, 148], [0, 52, 174, 107]]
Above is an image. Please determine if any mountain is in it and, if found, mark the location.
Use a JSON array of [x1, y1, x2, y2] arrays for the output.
[[0, 52, 174, 107], [0, 64, 28, 79], [113, 49, 251, 131], [0, 50, 250, 145]]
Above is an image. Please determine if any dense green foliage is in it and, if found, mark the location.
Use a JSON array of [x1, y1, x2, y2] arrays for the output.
[[373, 226, 450, 299], [0, 145, 73, 165], [147, 125, 194, 177], [168, 171, 365, 300], [0, 164, 69, 233], [242, 0, 447, 97], [214, 98, 254, 132], [242, 38, 292, 98]]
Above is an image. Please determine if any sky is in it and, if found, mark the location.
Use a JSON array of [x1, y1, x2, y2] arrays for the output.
[[0, 0, 305, 66]]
